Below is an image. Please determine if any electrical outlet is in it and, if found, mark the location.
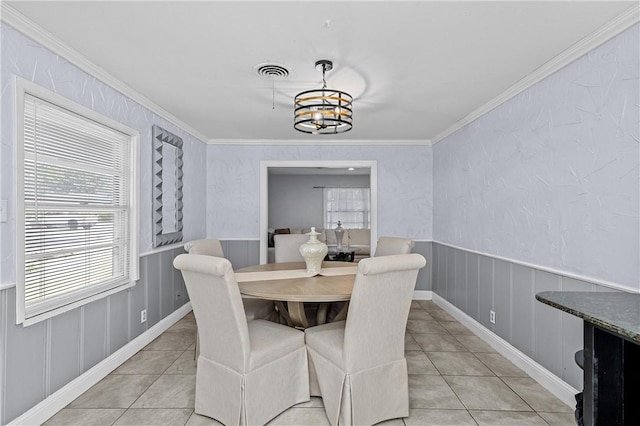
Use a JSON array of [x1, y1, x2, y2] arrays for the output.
[[141, 309, 147, 323], [489, 310, 496, 324]]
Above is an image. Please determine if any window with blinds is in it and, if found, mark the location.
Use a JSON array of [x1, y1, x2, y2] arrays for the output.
[[323, 187, 371, 229], [16, 79, 139, 325]]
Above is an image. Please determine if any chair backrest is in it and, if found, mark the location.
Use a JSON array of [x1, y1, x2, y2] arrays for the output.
[[184, 238, 224, 257], [343, 253, 426, 372], [274, 234, 309, 263], [173, 254, 250, 372], [374, 236, 415, 257]]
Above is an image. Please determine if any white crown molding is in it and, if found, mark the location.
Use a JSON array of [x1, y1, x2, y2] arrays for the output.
[[1, 3, 429, 148], [207, 138, 431, 146], [0, 4, 209, 144], [430, 4, 640, 145], [2, 3, 636, 148]]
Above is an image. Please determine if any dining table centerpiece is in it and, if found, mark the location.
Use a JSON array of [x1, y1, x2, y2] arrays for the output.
[[299, 227, 328, 275]]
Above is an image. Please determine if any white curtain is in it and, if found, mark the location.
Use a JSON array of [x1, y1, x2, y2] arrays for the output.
[[323, 187, 371, 229]]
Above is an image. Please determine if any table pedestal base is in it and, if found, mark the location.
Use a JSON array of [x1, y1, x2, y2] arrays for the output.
[[287, 301, 309, 328]]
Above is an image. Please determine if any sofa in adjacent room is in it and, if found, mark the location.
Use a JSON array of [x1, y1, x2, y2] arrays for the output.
[[267, 227, 371, 263]]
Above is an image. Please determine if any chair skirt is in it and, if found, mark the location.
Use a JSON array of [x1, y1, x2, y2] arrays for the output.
[[307, 347, 409, 426], [196, 346, 309, 425]]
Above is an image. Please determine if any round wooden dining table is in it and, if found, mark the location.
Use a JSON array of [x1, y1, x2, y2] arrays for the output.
[[236, 261, 356, 328]]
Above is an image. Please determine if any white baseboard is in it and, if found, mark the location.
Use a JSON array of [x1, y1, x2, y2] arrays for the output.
[[9, 303, 193, 426], [431, 293, 578, 408], [413, 290, 432, 300]]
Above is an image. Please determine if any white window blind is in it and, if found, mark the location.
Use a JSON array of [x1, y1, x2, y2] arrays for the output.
[[17, 85, 139, 325], [323, 187, 371, 229]]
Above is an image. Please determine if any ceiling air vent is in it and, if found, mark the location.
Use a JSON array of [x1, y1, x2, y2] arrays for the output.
[[254, 63, 290, 80]]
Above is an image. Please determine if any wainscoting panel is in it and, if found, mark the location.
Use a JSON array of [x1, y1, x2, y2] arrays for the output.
[[109, 289, 130, 356], [173, 263, 188, 310], [431, 242, 620, 391], [222, 240, 261, 270], [129, 271, 147, 340], [453, 249, 466, 311], [412, 241, 432, 291], [511, 264, 534, 358], [533, 270, 563, 380], [445, 246, 455, 304], [3, 288, 47, 423], [493, 259, 511, 341], [433, 245, 443, 294], [0, 289, 5, 425], [465, 252, 479, 321], [0, 247, 189, 424], [478, 255, 493, 331], [432, 241, 441, 294], [49, 309, 81, 396], [160, 251, 177, 320], [82, 298, 108, 373], [144, 255, 160, 329]]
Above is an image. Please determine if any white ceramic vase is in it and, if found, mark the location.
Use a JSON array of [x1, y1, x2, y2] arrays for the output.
[[299, 227, 328, 275]]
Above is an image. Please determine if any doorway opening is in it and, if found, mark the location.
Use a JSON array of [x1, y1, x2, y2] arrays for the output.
[[260, 161, 378, 264]]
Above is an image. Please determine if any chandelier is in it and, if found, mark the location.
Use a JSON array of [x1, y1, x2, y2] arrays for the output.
[[294, 60, 353, 135]]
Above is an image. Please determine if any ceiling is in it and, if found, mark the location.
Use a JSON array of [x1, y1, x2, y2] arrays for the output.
[[5, 1, 637, 143]]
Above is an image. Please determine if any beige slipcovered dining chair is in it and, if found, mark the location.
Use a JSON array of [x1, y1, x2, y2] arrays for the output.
[[184, 238, 276, 322], [305, 253, 426, 426], [184, 239, 278, 360], [174, 254, 310, 425], [328, 236, 416, 323], [184, 238, 224, 256], [274, 233, 309, 263], [374, 236, 415, 257]]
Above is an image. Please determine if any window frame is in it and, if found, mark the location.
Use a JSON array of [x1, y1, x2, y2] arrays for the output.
[[323, 187, 371, 230], [14, 77, 140, 326]]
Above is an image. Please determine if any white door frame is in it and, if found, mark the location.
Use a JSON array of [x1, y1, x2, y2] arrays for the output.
[[260, 160, 378, 264]]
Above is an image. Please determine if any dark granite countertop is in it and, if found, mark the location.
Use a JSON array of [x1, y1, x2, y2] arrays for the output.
[[536, 292, 640, 344]]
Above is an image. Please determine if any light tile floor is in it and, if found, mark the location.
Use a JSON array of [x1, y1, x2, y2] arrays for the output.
[[45, 301, 577, 425]]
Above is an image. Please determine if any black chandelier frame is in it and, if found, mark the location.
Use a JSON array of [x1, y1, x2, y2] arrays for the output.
[[294, 60, 353, 135]]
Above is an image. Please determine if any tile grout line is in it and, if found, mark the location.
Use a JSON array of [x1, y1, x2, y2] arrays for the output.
[[113, 317, 196, 425], [412, 301, 567, 424], [55, 308, 573, 425]]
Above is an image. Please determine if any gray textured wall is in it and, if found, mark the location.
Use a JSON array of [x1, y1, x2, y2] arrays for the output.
[[268, 174, 371, 230], [433, 24, 639, 292], [430, 24, 640, 392], [207, 145, 433, 240], [0, 247, 188, 424], [0, 20, 208, 424], [0, 23, 208, 287]]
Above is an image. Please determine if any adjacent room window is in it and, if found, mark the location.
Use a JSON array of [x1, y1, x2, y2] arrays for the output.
[[16, 78, 139, 325], [323, 187, 371, 229]]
